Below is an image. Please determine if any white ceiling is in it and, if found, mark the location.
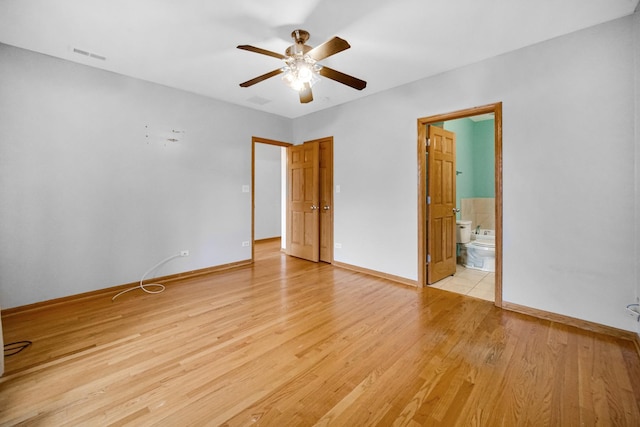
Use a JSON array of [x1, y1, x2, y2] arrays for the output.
[[1, 0, 638, 118]]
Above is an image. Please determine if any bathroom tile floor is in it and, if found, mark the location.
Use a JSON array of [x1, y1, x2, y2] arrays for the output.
[[430, 264, 495, 302]]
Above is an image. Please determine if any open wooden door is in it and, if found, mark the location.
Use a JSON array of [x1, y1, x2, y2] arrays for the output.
[[286, 141, 320, 261], [427, 126, 457, 284]]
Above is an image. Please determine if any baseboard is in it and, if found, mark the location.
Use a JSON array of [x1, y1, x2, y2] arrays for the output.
[[502, 301, 639, 344], [1, 259, 252, 318], [255, 237, 281, 244], [332, 261, 418, 288]]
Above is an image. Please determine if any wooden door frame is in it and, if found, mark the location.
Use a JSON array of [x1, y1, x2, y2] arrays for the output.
[[251, 136, 292, 262], [417, 102, 503, 307]]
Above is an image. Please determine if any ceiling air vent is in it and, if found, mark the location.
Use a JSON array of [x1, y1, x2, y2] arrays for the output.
[[73, 48, 89, 56], [73, 47, 106, 61], [246, 96, 271, 106], [89, 53, 106, 61]]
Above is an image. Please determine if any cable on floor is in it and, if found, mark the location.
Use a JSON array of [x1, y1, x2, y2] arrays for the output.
[[112, 253, 182, 301], [4, 340, 32, 356]]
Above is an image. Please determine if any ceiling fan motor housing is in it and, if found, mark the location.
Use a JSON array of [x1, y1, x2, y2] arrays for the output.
[[291, 29, 310, 44], [285, 44, 312, 57], [286, 29, 312, 57]]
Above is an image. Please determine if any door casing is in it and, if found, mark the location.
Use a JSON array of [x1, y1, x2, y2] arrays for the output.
[[417, 102, 503, 307]]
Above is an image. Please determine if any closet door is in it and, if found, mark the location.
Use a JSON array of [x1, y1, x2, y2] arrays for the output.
[[318, 138, 333, 263]]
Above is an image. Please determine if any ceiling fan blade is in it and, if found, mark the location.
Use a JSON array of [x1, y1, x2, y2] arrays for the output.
[[237, 45, 286, 60], [299, 83, 313, 103], [307, 37, 350, 61], [239, 69, 283, 88], [319, 66, 367, 90]]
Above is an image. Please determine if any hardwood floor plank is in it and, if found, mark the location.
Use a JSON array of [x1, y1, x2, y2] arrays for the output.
[[1, 240, 639, 425]]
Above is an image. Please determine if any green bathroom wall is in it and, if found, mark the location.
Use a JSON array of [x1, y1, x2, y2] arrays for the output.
[[444, 117, 494, 219], [443, 118, 473, 217], [472, 119, 495, 198]]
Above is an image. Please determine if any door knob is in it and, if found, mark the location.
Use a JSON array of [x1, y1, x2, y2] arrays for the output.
[[311, 205, 319, 210], [323, 206, 330, 210], [453, 208, 460, 213]]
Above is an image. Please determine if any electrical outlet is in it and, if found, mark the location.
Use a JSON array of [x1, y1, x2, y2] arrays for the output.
[[180, 250, 189, 257], [335, 243, 342, 249], [242, 241, 250, 247], [625, 304, 640, 318]]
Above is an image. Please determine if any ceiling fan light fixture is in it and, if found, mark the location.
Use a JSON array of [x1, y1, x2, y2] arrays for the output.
[[281, 56, 321, 92], [297, 63, 313, 82]]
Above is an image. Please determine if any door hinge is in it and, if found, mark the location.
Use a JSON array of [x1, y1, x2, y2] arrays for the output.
[[427, 254, 431, 263], [427, 196, 431, 205], [427, 138, 431, 147]]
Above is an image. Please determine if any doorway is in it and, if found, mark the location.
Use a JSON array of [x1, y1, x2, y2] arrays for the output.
[[417, 103, 503, 307], [251, 136, 334, 264], [251, 137, 292, 261]]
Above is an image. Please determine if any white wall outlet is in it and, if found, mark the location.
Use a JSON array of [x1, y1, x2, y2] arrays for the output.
[[242, 241, 250, 247], [625, 304, 640, 318], [242, 185, 250, 193], [335, 184, 341, 193], [180, 250, 189, 257], [335, 243, 342, 249]]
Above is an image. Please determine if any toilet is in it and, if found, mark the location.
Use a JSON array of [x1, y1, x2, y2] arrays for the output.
[[456, 220, 496, 272]]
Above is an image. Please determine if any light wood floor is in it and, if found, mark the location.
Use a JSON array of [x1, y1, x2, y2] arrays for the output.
[[1, 240, 639, 426]]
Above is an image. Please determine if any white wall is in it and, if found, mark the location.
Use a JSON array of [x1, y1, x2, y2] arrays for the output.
[[294, 14, 638, 331], [0, 43, 292, 309], [634, 9, 640, 335], [254, 144, 282, 240]]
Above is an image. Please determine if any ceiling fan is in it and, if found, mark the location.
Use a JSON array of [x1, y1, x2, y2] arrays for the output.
[[237, 29, 367, 104]]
